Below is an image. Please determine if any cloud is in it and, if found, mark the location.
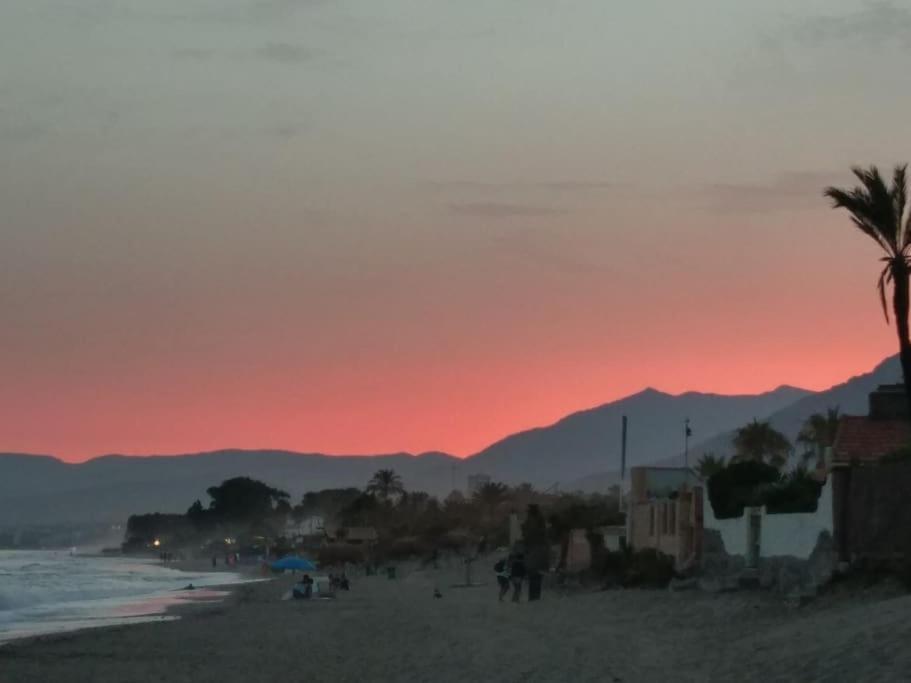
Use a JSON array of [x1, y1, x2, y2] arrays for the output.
[[172, 48, 216, 61], [431, 179, 613, 192], [701, 171, 849, 215], [70, 0, 327, 26], [255, 42, 320, 64], [790, 2, 911, 50], [448, 202, 567, 219]]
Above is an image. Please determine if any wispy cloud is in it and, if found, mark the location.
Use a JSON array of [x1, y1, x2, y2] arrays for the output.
[[432, 179, 613, 192], [255, 42, 320, 64], [701, 171, 849, 214], [790, 2, 911, 50], [448, 202, 567, 219]]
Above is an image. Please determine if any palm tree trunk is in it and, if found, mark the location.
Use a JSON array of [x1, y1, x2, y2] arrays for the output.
[[891, 261, 911, 419]]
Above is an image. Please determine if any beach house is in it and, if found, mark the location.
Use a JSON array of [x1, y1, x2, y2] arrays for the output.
[[627, 466, 703, 571], [831, 384, 911, 563]]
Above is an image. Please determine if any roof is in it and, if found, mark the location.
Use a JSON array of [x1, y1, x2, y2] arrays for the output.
[[832, 416, 911, 463]]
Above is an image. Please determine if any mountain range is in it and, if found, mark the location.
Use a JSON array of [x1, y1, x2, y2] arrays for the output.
[[0, 355, 900, 527]]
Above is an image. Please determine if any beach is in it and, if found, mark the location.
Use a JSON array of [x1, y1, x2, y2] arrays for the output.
[[3, 562, 910, 683]]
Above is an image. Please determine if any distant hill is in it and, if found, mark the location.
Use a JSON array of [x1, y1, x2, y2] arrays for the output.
[[5, 357, 900, 525], [684, 354, 902, 463], [464, 385, 811, 489], [0, 380, 815, 525], [0, 450, 459, 526]]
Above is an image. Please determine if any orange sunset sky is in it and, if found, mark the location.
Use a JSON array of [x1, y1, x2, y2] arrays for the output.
[[1, 1, 906, 461]]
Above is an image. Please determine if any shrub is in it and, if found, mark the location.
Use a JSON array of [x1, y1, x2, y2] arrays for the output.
[[707, 461, 781, 519], [626, 549, 675, 588], [764, 469, 823, 514]]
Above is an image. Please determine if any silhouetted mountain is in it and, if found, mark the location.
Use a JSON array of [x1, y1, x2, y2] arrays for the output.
[[465, 385, 811, 490], [0, 450, 458, 526], [7, 358, 899, 527], [684, 354, 902, 463]]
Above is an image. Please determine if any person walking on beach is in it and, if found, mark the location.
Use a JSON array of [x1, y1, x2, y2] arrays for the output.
[[509, 552, 526, 602], [494, 557, 511, 602]]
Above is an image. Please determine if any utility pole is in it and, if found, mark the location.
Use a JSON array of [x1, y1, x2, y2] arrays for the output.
[[620, 415, 628, 484], [684, 418, 691, 469]]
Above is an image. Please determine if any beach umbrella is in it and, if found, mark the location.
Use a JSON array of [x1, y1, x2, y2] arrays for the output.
[[271, 555, 317, 572]]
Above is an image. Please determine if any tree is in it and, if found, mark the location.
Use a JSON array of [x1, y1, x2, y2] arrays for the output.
[[696, 453, 725, 479], [366, 469, 404, 502], [826, 165, 911, 412], [205, 477, 290, 522], [796, 408, 841, 467], [732, 420, 791, 469], [473, 481, 509, 508]]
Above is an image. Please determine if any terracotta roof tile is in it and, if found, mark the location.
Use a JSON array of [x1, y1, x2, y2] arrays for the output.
[[832, 416, 911, 463]]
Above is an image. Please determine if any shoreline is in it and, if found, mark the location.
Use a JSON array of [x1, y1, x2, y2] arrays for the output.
[[3, 563, 910, 681], [0, 553, 268, 647]]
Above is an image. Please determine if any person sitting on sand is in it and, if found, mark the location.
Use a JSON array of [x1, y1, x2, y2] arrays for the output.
[[494, 557, 511, 602], [509, 553, 526, 603]]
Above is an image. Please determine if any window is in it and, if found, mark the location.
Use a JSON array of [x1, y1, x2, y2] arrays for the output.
[[660, 504, 667, 535], [668, 503, 676, 536], [649, 505, 655, 536]]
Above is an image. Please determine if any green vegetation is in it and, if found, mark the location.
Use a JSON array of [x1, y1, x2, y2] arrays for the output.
[[706, 460, 822, 519], [123, 467, 624, 566], [796, 408, 840, 467], [826, 165, 911, 413], [732, 420, 791, 468]]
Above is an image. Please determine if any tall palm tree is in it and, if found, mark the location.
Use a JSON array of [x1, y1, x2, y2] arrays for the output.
[[366, 469, 404, 502], [796, 408, 841, 467], [825, 165, 911, 411], [732, 420, 791, 469]]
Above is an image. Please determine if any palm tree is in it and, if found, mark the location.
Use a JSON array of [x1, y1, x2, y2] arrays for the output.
[[696, 453, 725, 479], [473, 481, 509, 509], [732, 420, 791, 468], [366, 469, 404, 502], [825, 165, 911, 411], [796, 408, 841, 468]]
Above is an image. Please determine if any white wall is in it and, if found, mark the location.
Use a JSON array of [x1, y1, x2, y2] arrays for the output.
[[758, 479, 832, 559], [703, 478, 833, 561]]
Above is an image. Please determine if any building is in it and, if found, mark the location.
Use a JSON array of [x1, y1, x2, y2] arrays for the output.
[[467, 473, 491, 495], [627, 466, 703, 571], [831, 384, 911, 563]]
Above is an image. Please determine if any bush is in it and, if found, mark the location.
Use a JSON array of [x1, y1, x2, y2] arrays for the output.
[[593, 547, 675, 589], [707, 461, 781, 519], [764, 469, 823, 514]]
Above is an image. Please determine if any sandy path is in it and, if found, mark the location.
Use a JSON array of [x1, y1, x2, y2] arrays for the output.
[[2, 564, 909, 682]]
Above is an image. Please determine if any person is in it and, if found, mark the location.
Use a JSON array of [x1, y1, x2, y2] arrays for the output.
[[212, 555, 217, 568], [509, 552, 526, 602], [494, 557, 511, 602], [339, 573, 350, 590]]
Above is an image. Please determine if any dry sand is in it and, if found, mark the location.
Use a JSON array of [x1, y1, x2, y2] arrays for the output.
[[2, 562, 910, 683]]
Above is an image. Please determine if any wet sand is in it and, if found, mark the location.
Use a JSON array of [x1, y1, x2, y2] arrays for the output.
[[2, 562, 910, 682]]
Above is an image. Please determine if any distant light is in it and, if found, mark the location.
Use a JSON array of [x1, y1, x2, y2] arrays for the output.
[[224, 537, 235, 545], [153, 539, 161, 547]]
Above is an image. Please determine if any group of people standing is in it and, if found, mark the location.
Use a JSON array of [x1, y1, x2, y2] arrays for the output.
[[494, 548, 544, 602], [495, 504, 549, 603]]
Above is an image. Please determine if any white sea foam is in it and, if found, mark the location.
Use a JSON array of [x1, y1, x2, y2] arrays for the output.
[[0, 550, 248, 642]]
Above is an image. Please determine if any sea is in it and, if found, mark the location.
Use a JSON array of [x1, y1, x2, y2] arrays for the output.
[[0, 550, 249, 643]]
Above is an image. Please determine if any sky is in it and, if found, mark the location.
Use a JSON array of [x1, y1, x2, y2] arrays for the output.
[[1, 0, 909, 461]]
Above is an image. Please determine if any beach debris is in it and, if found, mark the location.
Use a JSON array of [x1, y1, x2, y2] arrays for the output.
[[433, 588, 442, 599]]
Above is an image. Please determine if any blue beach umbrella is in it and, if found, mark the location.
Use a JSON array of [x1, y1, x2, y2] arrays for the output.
[[271, 555, 317, 572]]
